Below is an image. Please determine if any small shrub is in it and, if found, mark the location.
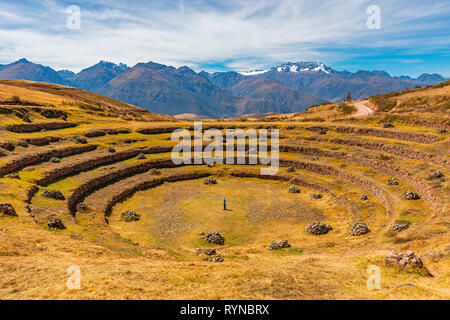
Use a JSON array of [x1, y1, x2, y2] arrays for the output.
[[11, 95, 21, 103], [337, 102, 356, 115], [370, 95, 397, 112]]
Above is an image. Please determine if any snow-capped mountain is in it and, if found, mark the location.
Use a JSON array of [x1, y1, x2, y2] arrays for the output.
[[274, 61, 332, 74], [239, 62, 333, 76]]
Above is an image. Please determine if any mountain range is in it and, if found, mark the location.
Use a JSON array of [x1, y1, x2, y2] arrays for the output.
[[0, 59, 446, 118]]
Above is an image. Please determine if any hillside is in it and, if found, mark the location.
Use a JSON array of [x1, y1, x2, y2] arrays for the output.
[[0, 80, 448, 299], [0, 79, 172, 122]]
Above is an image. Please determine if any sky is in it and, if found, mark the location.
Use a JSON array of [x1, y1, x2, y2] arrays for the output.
[[0, 0, 449, 77]]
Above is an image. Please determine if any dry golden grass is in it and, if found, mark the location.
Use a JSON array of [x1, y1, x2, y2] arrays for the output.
[[0, 80, 449, 300]]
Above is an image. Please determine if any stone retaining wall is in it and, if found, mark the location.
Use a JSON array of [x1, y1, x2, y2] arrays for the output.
[[0, 144, 97, 176], [334, 126, 438, 144], [36, 146, 173, 186], [330, 138, 450, 169], [103, 172, 210, 217], [6, 121, 78, 133], [67, 158, 178, 214]]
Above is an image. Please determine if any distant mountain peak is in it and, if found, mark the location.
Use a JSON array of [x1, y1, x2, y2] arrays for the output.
[[417, 73, 446, 84], [274, 61, 333, 74], [14, 58, 31, 64], [95, 60, 128, 71]]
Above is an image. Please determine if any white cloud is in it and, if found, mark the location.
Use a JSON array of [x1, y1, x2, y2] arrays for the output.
[[0, 0, 449, 73]]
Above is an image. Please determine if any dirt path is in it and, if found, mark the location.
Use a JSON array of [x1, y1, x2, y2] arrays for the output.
[[351, 100, 375, 118]]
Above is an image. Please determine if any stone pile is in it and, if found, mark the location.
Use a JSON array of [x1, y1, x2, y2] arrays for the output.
[[349, 222, 370, 236], [136, 153, 146, 160], [0, 203, 17, 217], [306, 222, 332, 235], [47, 215, 65, 230], [108, 147, 116, 153], [288, 186, 300, 193], [49, 157, 61, 163], [311, 193, 323, 199], [286, 166, 295, 172], [430, 171, 443, 179], [43, 189, 65, 200], [391, 222, 409, 232], [387, 178, 399, 185], [384, 251, 431, 276], [402, 190, 420, 200], [360, 194, 368, 200], [203, 177, 217, 185], [268, 240, 291, 250], [196, 247, 224, 262], [120, 210, 141, 222], [204, 232, 225, 245]]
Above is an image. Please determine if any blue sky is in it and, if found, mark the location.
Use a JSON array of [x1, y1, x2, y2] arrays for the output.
[[0, 0, 449, 77]]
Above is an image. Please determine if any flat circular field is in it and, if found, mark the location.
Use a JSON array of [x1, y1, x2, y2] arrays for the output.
[[110, 177, 344, 258]]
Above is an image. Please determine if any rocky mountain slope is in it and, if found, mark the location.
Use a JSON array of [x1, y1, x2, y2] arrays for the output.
[[0, 59, 446, 117]]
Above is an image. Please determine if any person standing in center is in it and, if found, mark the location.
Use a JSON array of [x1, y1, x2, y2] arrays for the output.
[[223, 197, 226, 211]]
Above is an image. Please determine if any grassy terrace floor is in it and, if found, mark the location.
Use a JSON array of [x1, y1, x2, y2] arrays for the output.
[[0, 80, 448, 299]]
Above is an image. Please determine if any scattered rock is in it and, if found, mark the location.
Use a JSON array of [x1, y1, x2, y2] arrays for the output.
[[268, 240, 291, 250], [430, 171, 443, 179], [436, 128, 447, 134], [136, 153, 146, 160], [204, 177, 217, 185], [0, 203, 17, 217], [311, 156, 319, 161], [204, 232, 225, 245], [349, 222, 370, 236], [74, 136, 87, 144], [385, 251, 432, 276], [311, 193, 323, 199], [6, 173, 20, 179], [382, 123, 394, 128], [318, 242, 336, 248], [120, 210, 141, 222], [49, 157, 61, 163], [391, 222, 410, 232], [150, 169, 161, 175], [196, 248, 216, 256], [43, 189, 65, 200], [288, 185, 300, 193], [360, 194, 368, 200], [76, 203, 88, 213], [286, 166, 295, 172], [107, 147, 116, 153], [387, 178, 399, 185], [306, 222, 332, 235], [198, 231, 205, 236], [17, 141, 28, 148], [402, 190, 420, 200], [0, 142, 15, 151], [203, 255, 224, 263], [47, 215, 65, 230]]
